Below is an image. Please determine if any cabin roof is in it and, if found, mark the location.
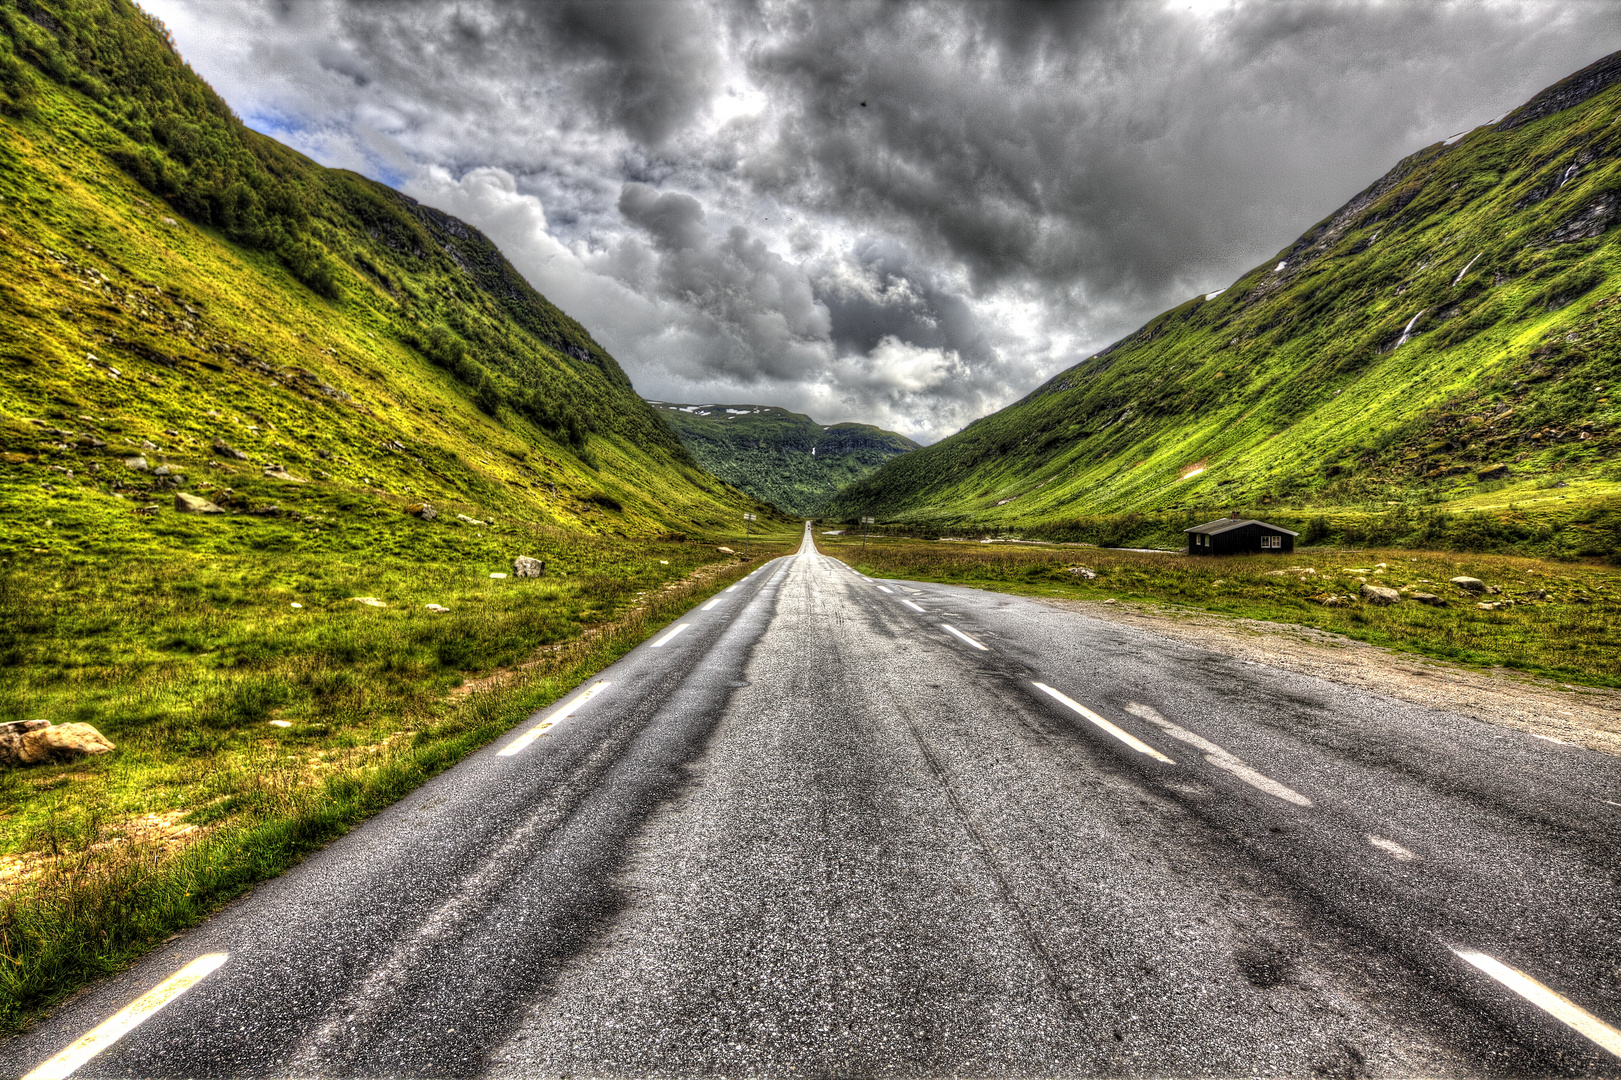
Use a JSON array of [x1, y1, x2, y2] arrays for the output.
[[1184, 517, 1301, 537]]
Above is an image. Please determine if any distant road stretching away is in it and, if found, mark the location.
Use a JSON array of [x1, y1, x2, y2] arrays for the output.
[[8, 524, 1620, 1077]]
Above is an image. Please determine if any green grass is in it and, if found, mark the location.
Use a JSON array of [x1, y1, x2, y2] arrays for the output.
[[818, 534, 1621, 688], [827, 59, 1621, 556], [0, 529, 799, 1033]]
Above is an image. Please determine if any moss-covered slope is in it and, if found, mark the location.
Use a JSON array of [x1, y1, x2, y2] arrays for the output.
[[0, 0, 769, 560], [829, 51, 1621, 556]]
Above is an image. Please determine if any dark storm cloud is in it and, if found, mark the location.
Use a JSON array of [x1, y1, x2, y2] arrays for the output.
[[147, 0, 1621, 440]]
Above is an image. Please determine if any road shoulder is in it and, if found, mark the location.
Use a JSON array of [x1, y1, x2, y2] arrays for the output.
[[1038, 596, 1621, 757]]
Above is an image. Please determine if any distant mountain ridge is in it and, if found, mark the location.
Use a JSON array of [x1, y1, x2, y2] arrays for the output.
[[828, 50, 1621, 556], [650, 403, 918, 517]]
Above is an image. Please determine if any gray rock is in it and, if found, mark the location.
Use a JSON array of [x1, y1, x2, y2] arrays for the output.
[[425, 603, 449, 613], [124, 455, 148, 471], [174, 492, 226, 514], [263, 467, 306, 483], [408, 503, 438, 521], [1360, 582, 1402, 605], [213, 440, 248, 461], [1450, 576, 1488, 594], [1066, 566, 1098, 579], [1411, 592, 1446, 606], [513, 555, 546, 578]]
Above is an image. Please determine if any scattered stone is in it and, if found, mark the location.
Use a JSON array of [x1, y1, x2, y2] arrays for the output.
[[153, 464, 175, 476], [1411, 592, 1446, 607], [490, 572, 508, 579], [1310, 593, 1353, 607], [407, 503, 438, 521], [425, 604, 449, 613], [213, 440, 249, 461], [124, 455, 148, 471], [1360, 582, 1402, 605], [268, 720, 292, 728], [0, 721, 116, 767], [716, 546, 736, 554], [1477, 463, 1510, 481], [456, 513, 486, 526], [174, 492, 225, 514], [263, 467, 306, 483], [513, 555, 545, 578], [1477, 601, 1499, 611], [290, 603, 303, 609], [1450, 576, 1488, 594], [1101, 598, 1119, 605], [1066, 566, 1098, 579], [350, 597, 387, 607]]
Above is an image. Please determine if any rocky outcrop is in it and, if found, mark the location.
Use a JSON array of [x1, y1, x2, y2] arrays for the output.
[[513, 555, 545, 578], [0, 720, 116, 767], [1450, 576, 1488, 594]]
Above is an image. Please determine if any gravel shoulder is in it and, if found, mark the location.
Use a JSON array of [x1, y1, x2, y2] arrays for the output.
[[1042, 596, 1621, 758]]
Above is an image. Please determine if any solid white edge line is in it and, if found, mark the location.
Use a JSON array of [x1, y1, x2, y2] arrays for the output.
[[901, 599, 925, 612], [24, 953, 230, 1080], [1032, 683, 1175, 764], [650, 623, 690, 648], [1453, 948, 1621, 1059], [876, 585, 893, 593], [941, 624, 989, 651], [701, 597, 722, 611], [497, 680, 612, 757]]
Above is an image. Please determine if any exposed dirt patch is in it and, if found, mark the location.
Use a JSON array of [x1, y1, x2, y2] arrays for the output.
[[1046, 597, 1621, 757], [0, 809, 202, 895]]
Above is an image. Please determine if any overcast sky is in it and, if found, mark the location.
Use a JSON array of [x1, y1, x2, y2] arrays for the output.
[[144, 0, 1619, 442]]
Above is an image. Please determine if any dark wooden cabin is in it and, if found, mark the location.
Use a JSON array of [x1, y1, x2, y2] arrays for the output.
[[1185, 514, 1299, 555]]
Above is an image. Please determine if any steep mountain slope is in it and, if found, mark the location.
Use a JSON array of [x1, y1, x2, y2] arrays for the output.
[[651, 402, 918, 516], [0, 0, 766, 560], [831, 52, 1621, 555]]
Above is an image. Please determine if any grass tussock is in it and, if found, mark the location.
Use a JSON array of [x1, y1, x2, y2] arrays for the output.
[[818, 534, 1621, 688]]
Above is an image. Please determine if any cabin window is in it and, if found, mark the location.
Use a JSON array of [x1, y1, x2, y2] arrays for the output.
[[1262, 535, 1278, 548]]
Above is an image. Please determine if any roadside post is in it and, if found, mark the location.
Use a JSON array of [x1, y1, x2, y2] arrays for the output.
[[743, 512, 756, 558], [861, 516, 874, 558]]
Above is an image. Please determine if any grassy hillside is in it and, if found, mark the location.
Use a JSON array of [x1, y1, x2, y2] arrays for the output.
[[0, 0, 799, 1028], [0, 0, 769, 550], [651, 402, 918, 517], [830, 51, 1621, 558]]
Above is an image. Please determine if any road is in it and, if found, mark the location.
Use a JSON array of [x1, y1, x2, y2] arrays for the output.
[[7, 522, 1621, 1078]]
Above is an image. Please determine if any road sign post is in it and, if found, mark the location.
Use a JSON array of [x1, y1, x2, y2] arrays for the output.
[[861, 516, 875, 557], [743, 512, 756, 558]]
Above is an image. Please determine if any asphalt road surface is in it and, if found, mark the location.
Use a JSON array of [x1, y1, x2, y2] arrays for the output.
[[7, 523, 1621, 1078]]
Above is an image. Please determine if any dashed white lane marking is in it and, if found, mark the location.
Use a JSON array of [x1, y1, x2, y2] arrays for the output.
[[1604, 800, 1621, 809], [901, 599, 925, 612], [1367, 833, 1418, 861], [876, 585, 894, 593], [701, 597, 723, 611], [1125, 702, 1311, 806], [941, 624, 989, 651], [1034, 684, 1175, 764], [1453, 948, 1621, 1059], [650, 623, 690, 648], [498, 681, 612, 757], [24, 953, 229, 1080], [1530, 733, 1573, 746], [725, 584, 741, 593]]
